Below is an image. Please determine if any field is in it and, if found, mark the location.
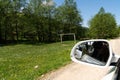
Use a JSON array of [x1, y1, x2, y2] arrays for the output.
[[0, 41, 75, 80]]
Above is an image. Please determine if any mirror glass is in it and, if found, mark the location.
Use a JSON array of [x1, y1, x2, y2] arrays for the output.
[[73, 41, 110, 66]]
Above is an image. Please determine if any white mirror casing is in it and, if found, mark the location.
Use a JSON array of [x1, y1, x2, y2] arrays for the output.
[[70, 39, 113, 68]]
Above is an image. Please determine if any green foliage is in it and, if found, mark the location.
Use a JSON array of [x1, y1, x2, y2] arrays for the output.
[[89, 7, 119, 39], [77, 27, 89, 39], [117, 25, 120, 36], [0, 0, 84, 44], [55, 0, 82, 33], [0, 41, 74, 80]]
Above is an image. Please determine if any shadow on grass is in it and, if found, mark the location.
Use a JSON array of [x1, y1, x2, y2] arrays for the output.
[[0, 39, 78, 47], [0, 40, 46, 47]]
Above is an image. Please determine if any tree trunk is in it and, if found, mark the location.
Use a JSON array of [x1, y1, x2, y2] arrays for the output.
[[15, 23, 19, 41], [48, 11, 52, 42], [5, 27, 7, 43], [0, 25, 2, 44]]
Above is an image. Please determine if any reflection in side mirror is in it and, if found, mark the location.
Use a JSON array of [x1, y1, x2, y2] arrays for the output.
[[71, 39, 112, 67]]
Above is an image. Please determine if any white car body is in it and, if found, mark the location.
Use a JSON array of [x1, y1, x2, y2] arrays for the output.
[[70, 39, 120, 80]]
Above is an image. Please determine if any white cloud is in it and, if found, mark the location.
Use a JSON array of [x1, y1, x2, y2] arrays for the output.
[[42, 0, 47, 5], [42, 0, 54, 6], [47, 0, 54, 6]]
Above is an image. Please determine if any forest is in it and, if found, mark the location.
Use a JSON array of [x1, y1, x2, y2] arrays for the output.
[[0, 0, 119, 44]]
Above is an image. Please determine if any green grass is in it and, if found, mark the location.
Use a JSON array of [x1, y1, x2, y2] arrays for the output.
[[0, 41, 75, 80]]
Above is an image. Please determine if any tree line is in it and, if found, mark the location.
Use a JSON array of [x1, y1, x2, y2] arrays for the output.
[[88, 7, 119, 39], [0, 0, 119, 44], [0, 0, 85, 44]]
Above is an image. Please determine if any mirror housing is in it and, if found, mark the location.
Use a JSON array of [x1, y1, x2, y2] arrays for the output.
[[70, 39, 113, 68]]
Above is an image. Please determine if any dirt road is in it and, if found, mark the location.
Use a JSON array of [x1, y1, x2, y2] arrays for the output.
[[39, 39, 120, 80]]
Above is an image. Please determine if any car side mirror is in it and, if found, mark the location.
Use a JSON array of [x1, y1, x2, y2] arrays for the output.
[[70, 39, 113, 67]]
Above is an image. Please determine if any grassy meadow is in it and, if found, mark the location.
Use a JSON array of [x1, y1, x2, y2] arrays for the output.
[[0, 41, 75, 80]]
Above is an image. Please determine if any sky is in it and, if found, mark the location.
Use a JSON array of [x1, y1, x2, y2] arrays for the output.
[[54, 0, 120, 27]]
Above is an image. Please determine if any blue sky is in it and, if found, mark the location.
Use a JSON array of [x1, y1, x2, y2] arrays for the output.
[[54, 0, 120, 27]]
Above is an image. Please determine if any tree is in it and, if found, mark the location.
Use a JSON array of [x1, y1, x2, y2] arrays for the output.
[[54, 0, 82, 40], [0, 0, 12, 43], [89, 7, 118, 39], [117, 25, 120, 36], [42, 0, 55, 42], [27, 0, 56, 42], [10, 0, 26, 41], [0, 0, 84, 44], [0, 0, 6, 43]]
